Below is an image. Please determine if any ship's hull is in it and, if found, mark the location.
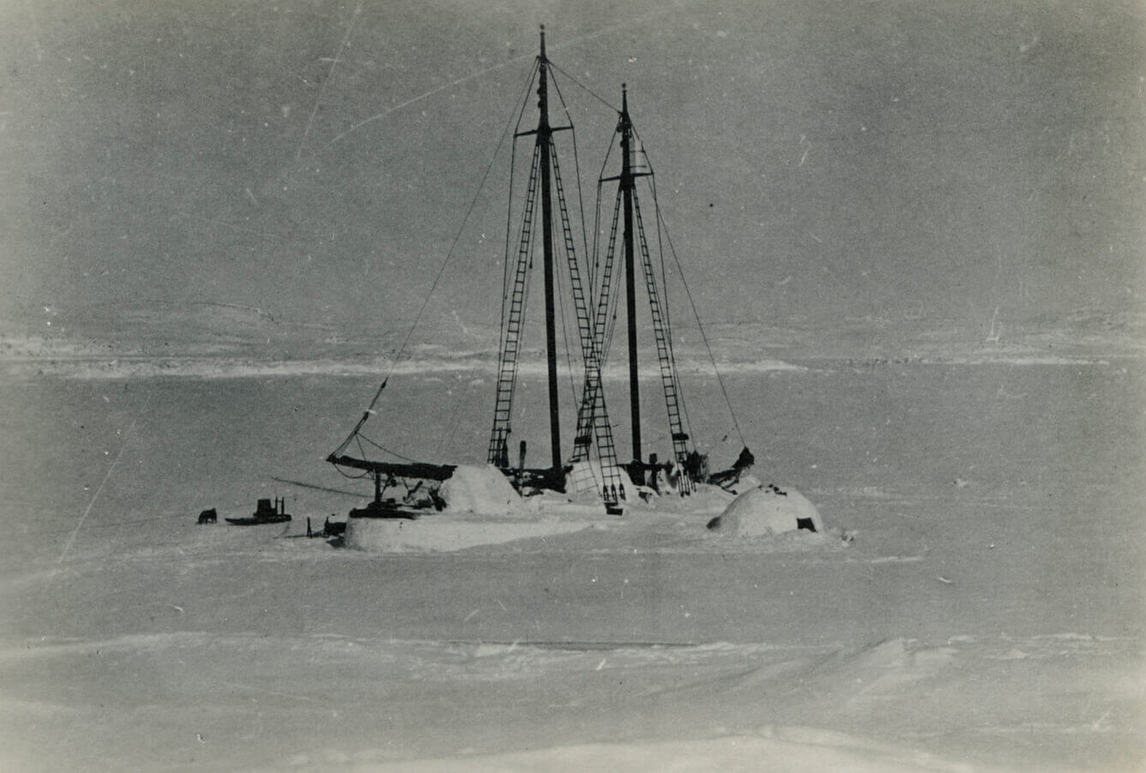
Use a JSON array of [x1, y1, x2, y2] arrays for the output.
[[224, 514, 292, 526]]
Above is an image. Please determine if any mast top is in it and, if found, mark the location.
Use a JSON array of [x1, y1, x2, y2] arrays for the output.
[[539, 24, 546, 59]]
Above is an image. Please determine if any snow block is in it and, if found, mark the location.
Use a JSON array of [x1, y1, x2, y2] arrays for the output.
[[344, 515, 589, 553], [565, 460, 639, 503], [438, 464, 526, 516], [707, 484, 823, 536]]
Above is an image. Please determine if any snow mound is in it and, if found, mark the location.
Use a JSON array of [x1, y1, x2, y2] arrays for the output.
[[439, 464, 526, 516], [707, 484, 824, 536]]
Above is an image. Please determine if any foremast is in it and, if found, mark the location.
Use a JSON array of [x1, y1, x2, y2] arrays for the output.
[[536, 27, 562, 473], [619, 86, 642, 475]]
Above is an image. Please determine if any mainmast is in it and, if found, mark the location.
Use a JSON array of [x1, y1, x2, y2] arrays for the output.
[[592, 84, 703, 494], [537, 25, 562, 472], [619, 85, 641, 477]]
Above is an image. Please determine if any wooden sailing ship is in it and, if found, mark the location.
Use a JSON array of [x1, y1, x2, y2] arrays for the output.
[[327, 27, 750, 518]]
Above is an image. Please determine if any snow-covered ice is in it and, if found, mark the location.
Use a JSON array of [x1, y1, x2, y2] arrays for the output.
[[0, 362, 1142, 771]]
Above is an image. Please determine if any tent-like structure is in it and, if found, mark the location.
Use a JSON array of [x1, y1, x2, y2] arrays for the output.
[[707, 484, 823, 536]]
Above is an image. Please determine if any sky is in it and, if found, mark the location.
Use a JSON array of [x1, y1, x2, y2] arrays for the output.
[[1, 0, 1143, 358]]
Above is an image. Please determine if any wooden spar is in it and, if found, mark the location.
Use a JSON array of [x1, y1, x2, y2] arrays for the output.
[[325, 454, 456, 481], [537, 26, 562, 472], [620, 85, 642, 475]]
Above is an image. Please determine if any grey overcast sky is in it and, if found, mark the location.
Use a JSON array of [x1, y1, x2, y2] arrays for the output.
[[1, 0, 1143, 355]]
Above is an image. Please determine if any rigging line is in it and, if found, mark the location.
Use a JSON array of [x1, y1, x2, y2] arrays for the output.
[[494, 150, 537, 445], [334, 464, 371, 480], [591, 130, 619, 307], [600, 189, 624, 364], [633, 181, 692, 442], [630, 128, 694, 443], [605, 275, 621, 363], [436, 365, 485, 459], [548, 65, 575, 124], [297, 0, 363, 161], [332, 377, 389, 457], [638, 159, 690, 438], [316, 8, 674, 154], [500, 62, 543, 383], [499, 140, 518, 357], [548, 164, 580, 407], [335, 74, 538, 466], [358, 432, 419, 462], [498, 144, 540, 397], [656, 206, 748, 449], [502, 132, 519, 293], [549, 131, 588, 401], [320, 52, 540, 152], [548, 62, 618, 113], [555, 240, 580, 406], [630, 126, 661, 287], [516, 58, 543, 132], [647, 177, 674, 359], [58, 389, 153, 564], [503, 56, 542, 274], [343, 58, 538, 452], [509, 149, 539, 354], [650, 177, 695, 443], [597, 118, 620, 181], [571, 134, 592, 326], [590, 179, 603, 299], [347, 434, 387, 478], [271, 477, 365, 498], [549, 75, 592, 303]]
